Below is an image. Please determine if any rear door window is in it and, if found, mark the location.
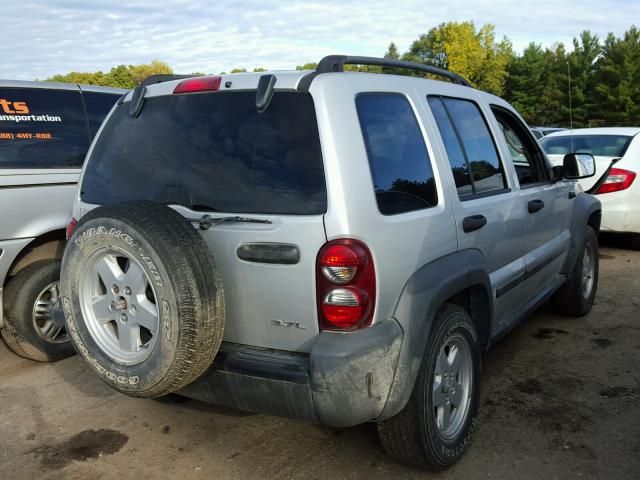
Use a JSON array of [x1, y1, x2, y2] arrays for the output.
[[82, 91, 120, 137], [82, 91, 326, 215], [428, 96, 507, 198], [356, 93, 438, 215], [0, 87, 90, 169]]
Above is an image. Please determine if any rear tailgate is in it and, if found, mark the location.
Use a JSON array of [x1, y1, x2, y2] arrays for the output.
[[78, 81, 328, 353], [171, 208, 326, 351]]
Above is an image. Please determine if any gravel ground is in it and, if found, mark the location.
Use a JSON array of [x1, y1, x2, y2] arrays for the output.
[[1, 238, 638, 480]]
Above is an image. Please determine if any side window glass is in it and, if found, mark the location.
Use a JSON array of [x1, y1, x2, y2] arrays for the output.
[[0, 88, 90, 168], [441, 98, 506, 194], [428, 96, 507, 198], [492, 107, 547, 186], [427, 97, 473, 196], [356, 93, 438, 215], [82, 92, 120, 138]]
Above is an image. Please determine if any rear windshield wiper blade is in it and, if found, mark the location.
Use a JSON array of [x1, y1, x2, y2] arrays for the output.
[[189, 214, 272, 230]]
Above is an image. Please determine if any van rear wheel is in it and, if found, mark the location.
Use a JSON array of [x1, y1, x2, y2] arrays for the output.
[[1, 260, 74, 362], [61, 201, 225, 398]]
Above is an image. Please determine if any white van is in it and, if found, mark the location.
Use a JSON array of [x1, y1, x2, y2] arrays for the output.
[[0, 80, 125, 361]]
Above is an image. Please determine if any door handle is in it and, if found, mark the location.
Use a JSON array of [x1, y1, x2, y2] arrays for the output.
[[462, 214, 487, 233], [528, 199, 545, 214]]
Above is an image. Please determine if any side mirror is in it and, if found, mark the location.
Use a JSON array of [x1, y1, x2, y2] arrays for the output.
[[550, 165, 564, 181], [563, 153, 596, 179]]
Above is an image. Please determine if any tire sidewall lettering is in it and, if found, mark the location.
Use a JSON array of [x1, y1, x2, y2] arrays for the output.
[[63, 294, 140, 387], [425, 309, 481, 465], [64, 221, 172, 391]]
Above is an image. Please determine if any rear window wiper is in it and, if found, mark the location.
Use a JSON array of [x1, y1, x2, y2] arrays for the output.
[[188, 214, 272, 230]]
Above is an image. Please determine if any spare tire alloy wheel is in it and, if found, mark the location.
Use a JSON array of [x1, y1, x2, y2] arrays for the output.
[[80, 248, 159, 365], [61, 201, 225, 398]]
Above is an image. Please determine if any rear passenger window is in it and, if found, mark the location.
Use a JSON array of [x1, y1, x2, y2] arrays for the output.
[[356, 93, 437, 215], [82, 91, 120, 137], [428, 96, 507, 198], [0, 88, 90, 169]]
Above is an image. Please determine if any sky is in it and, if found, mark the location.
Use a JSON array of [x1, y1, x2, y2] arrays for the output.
[[2, 0, 638, 80]]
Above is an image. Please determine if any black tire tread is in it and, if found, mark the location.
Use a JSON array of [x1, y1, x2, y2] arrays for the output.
[[70, 201, 224, 397], [377, 303, 479, 470], [551, 226, 598, 317], [1, 259, 72, 362]]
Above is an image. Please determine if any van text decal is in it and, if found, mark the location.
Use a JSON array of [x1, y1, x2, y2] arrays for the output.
[[0, 98, 62, 123]]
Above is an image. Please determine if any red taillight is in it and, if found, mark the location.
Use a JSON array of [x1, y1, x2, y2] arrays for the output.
[[595, 168, 636, 194], [66, 218, 78, 240], [173, 76, 222, 94], [317, 239, 376, 331]]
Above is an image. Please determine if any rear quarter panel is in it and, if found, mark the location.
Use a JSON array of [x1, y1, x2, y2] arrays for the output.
[[311, 74, 459, 328]]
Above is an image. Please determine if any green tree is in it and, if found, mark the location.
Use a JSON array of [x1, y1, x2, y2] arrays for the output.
[[230, 68, 248, 73], [385, 42, 400, 60], [47, 60, 172, 88], [565, 31, 603, 127], [296, 62, 318, 70], [593, 26, 640, 126], [128, 60, 173, 86], [382, 42, 404, 75], [504, 42, 569, 126], [403, 21, 513, 94]]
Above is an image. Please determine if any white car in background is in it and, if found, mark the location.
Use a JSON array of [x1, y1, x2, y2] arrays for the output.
[[530, 126, 566, 140], [541, 128, 640, 247]]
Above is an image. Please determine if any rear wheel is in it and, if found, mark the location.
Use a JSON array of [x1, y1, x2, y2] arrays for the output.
[[1, 260, 75, 362], [377, 304, 480, 469], [551, 226, 598, 317], [61, 201, 225, 398]]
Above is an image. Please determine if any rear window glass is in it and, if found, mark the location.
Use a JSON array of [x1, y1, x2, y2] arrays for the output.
[[82, 91, 120, 137], [0, 87, 90, 168], [356, 93, 437, 215], [82, 91, 326, 215], [540, 135, 632, 157]]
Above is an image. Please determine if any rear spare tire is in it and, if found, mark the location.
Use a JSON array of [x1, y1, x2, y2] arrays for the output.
[[61, 201, 224, 398]]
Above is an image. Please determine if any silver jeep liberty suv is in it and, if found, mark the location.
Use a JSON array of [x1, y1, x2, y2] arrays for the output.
[[62, 56, 600, 469]]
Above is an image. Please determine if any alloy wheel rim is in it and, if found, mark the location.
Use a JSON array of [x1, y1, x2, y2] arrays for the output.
[[581, 243, 595, 299], [431, 333, 473, 441], [79, 248, 160, 365], [32, 281, 68, 344]]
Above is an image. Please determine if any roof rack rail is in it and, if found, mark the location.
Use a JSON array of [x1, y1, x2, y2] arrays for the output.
[[297, 55, 472, 91], [139, 74, 192, 88]]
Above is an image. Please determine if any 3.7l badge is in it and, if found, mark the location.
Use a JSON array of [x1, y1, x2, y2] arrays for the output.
[[271, 319, 306, 330]]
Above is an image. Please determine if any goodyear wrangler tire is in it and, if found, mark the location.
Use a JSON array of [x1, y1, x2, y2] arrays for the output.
[[61, 201, 224, 398], [377, 304, 480, 469]]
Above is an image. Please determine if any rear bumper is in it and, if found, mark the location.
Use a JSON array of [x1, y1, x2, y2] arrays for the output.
[[596, 186, 640, 234], [179, 319, 403, 427]]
